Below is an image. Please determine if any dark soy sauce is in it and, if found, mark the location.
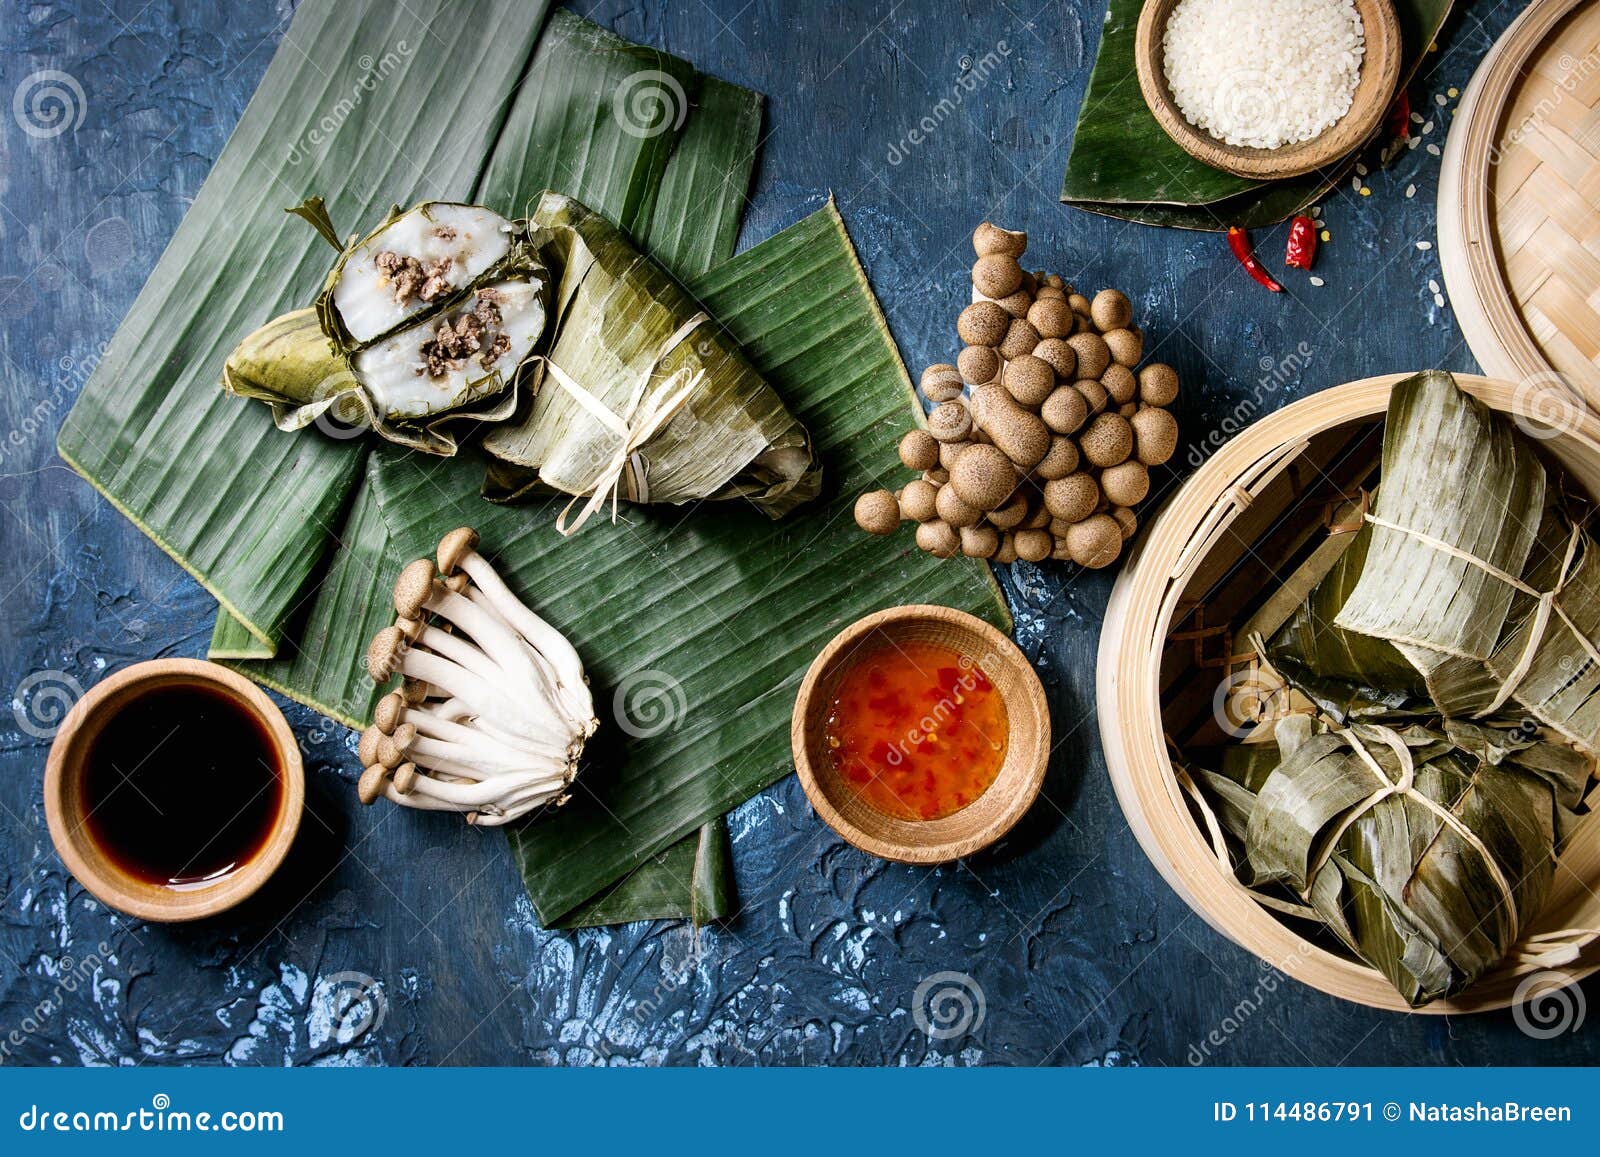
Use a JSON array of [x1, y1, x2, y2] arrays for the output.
[[82, 682, 283, 888]]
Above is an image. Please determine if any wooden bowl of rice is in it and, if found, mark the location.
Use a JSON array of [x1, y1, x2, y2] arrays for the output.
[[1135, 0, 1403, 181]]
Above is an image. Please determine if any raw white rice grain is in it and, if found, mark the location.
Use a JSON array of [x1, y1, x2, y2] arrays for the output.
[[1162, 0, 1366, 150]]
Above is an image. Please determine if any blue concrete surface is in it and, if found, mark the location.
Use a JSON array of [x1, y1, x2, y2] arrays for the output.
[[2, 0, 1589, 1065]]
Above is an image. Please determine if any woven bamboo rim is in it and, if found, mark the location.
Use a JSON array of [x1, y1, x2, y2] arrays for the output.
[[1438, 0, 1600, 407], [1098, 373, 1600, 1013]]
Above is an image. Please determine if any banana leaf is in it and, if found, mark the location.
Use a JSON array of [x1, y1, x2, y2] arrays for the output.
[[93, 0, 998, 928], [1308, 372, 1600, 752], [56, 0, 554, 653], [368, 203, 1009, 925], [1060, 0, 1455, 229], [1239, 714, 1587, 1005], [1267, 520, 1429, 721], [480, 192, 822, 521], [64, 2, 765, 924]]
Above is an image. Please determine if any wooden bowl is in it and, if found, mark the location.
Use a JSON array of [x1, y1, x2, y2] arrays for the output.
[[1099, 373, 1600, 1012], [791, 605, 1049, 864], [1135, 0, 1403, 180], [44, 658, 304, 922]]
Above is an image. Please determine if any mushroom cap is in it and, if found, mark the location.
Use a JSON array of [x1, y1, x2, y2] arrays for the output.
[[957, 345, 1000, 386], [973, 222, 1026, 258], [1065, 514, 1123, 569], [400, 677, 430, 704], [393, 558, 438, 620], [898, 429, 940, 472], [388, 721, 417, 757], [957, 301, 1009, 347], [1090, 289, 1133, 333], [437, 526, 480, 576], [357, 764, 391, 806], [358, 724, 385, 767], [900, 478, 940, 523], [1014, 528, 1053, 563], [395, 616, 426, 645], [1101, 460, 1151, 507], [1139, 363, 1180, 407], [854, 490, 902, 536], [366, 626, 405, 683], [392, 763, 419, 796], [374, 692, 405, 733], [1132, 405, 1179, 466], [920, 363, 965, 402]]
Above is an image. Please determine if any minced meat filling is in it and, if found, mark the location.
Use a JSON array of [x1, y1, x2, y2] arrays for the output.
[[418, 290, 511, 378], [374, 250, 454, 307]]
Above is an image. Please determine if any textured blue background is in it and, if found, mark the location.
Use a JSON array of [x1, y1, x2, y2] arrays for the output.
[[3, 0, 1591, 1066]]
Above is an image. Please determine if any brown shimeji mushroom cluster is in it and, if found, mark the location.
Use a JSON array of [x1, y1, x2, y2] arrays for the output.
[[854, 222, 1180, 568], [357, 527, 599, 826]]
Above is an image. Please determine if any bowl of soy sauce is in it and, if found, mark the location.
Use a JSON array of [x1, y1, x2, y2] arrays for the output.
[[44, 659, 304, 922]]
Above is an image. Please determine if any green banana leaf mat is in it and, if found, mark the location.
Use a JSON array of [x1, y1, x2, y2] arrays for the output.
[[56, 0, 1007, 928], [1060, 0, 1454, 229]]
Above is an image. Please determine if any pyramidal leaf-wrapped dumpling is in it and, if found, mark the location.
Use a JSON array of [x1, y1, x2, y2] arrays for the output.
[[223, 198, 550, 456]]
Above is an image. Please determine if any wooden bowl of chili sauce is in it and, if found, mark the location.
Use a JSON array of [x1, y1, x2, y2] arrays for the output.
[[791, 605, 1050, 864]]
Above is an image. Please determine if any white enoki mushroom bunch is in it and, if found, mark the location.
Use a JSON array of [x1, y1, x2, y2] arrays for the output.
[[356, 527, 599, 826]]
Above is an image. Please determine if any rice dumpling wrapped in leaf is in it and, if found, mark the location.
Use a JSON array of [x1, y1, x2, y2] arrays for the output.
[[480, 192, 822, 531], [223, 198, 550, 456], [1191, 368, 1600, 1006], [1233, 714, 1590, 1006], [1267, 370, 1600, 753]]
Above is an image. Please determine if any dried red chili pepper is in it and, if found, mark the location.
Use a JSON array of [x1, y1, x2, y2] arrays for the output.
[[1285, 215, 1317, 270], [1386, 90, 1412, 143], [1227, 226, 1282, 293]]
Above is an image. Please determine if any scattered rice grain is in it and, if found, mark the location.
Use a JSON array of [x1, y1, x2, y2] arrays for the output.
[[1309, 276, 1325, 287], [1405, 184, 1416, 198], [1416, 240, 1432, 250], [1426, 143, 1441, 155]]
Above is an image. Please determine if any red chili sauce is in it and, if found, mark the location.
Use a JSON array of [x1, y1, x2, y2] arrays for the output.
[[822, 641, 1008, 821]]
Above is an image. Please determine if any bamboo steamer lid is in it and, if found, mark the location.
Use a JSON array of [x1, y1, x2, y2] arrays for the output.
[[1438, 0, 1600, 423], [1098, 373, 1600, 1013]]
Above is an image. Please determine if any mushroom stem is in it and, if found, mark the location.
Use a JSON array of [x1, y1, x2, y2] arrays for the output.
[[393, 767, 562, 808], [371, 631, 568, 748], [400, 700, 568, 763]]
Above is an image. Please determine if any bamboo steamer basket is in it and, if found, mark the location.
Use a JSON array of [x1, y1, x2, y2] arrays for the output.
[[1438, 0, 1600, 408], [1098, 372, 1600, 1013]]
